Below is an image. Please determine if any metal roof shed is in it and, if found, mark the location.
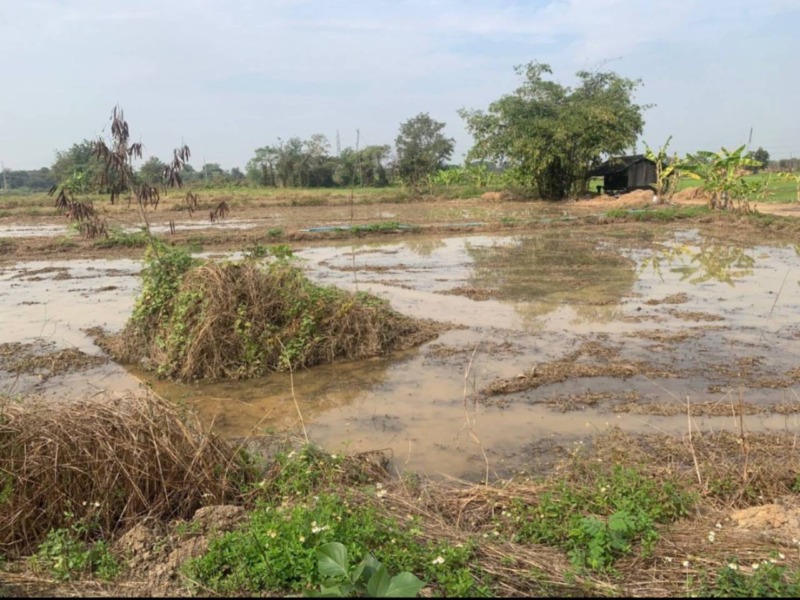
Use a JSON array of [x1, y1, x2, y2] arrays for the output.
[[590, 155, 656, 194]]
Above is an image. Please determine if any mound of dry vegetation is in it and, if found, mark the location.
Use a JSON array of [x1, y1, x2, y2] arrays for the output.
[[100, 244, 440, 381], [0, 394, 254, 558]]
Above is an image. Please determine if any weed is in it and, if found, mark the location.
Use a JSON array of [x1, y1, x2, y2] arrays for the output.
[[30, 514, 120, 581], [185, 447, 489, 597], [0, 238, 13, 254], [268, 227, 284, 237], [306, 541, 425, 597], [701, 557, 800, 597], [503, 464, 695, 571], [92, 228, 149, 249]]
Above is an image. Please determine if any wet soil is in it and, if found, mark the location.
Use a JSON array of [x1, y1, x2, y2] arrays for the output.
[[1, 198, 800, 480]]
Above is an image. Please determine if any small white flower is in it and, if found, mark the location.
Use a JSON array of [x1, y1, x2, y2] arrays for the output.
[[390, 538, 396, 544], [288, 450, 296, 459], [377, 489, 387, 499], [432, 556, 445, 565], [376, 483, 383, 490], [330, 454, 337, 459], [93, 501, 100, 508], [493, 530, 499, 536], [269, 531, 277, 539], [779, 553, 786, 560], [664, 557, 673, 563], [769, 558, 777, 564], [707, 531, 716, 543], [682, 560, 690, 568], [600, 486, 607, 493], [82, 501, 87, 506], [751, 563, 760, 570], [727, 563, 738, 571], [299, 536, 305, 543], [715, 523, 722, 529]]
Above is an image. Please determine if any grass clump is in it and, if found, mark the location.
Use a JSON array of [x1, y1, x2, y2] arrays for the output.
[[0, 394, 254, 557], [104, 244, 438, 381]]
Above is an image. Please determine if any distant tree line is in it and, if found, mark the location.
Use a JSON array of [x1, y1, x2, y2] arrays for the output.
[[3, 64, 798, 199]]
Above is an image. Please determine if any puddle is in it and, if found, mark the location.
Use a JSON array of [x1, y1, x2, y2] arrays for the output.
[[2, 228, 799, 479]]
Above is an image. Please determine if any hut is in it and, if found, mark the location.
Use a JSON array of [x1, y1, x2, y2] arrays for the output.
[[590, 155, 656, 195]]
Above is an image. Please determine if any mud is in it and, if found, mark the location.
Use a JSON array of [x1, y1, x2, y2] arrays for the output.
[[1, 218, 799, 480]]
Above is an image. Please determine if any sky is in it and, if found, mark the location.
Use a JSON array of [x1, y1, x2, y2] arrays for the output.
[[1, 0, 798, 171]]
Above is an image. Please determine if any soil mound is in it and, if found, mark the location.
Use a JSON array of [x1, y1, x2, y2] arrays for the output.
[[673, 186, 709, 202], [101, 247, 441, 381], [616, 189, 655, 203]]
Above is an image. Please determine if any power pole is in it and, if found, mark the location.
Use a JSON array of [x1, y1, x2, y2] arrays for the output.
[[747, 126, 753, 150]]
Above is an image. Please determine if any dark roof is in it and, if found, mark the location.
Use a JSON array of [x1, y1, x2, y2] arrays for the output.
[[590, 154, 654, 177]]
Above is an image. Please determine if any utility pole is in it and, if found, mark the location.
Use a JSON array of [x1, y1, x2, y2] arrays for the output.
[[747, 126, 753, 150]]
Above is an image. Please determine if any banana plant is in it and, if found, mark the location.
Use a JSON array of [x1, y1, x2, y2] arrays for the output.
[[644, 136, 683, 204], [682, 145, 765, 212]]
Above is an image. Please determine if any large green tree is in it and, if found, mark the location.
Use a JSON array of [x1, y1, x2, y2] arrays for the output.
[[138, 156, 166, 186], [394, 113, 454, 188], [51, 139, 103, 193], [459, 62, 647, 200]]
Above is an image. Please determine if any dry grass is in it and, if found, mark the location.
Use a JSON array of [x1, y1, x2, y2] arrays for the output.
[[0, 393, 256, 557], [103, 259, 442, 381]]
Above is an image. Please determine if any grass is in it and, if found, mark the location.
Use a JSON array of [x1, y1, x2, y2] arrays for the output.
[[604, 205, 711, 221], [4, 397, 800, 597]]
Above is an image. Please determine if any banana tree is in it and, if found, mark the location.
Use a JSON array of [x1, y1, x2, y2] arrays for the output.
[[644, 136, 683, 204], [682, 145, 765, 212]]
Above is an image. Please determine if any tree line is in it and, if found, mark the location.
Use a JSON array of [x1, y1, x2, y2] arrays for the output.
[[1, 62, 792, 198]]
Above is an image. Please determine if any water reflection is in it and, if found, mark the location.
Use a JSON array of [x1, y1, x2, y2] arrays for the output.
[[132, 353, 397, 438], [642, 239, 756, 286], [465, 233, 637, 323]]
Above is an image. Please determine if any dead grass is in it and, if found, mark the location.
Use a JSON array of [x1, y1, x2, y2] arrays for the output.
[[0, 393, 256, 557], [102, 259, 443, 381]]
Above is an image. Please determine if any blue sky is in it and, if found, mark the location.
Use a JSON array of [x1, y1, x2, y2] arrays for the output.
[[1, 0, 798, 170]]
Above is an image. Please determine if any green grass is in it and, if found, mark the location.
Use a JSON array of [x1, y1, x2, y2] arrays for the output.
[[184, 446, 490, 597], [605, 205, 711, 221], [500, 464, 695, 572]]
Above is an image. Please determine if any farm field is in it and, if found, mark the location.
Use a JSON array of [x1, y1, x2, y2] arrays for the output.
[[3, 189, 800, 597]]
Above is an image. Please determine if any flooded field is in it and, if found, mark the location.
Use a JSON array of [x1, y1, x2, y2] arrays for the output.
[[2, 225, 799, 480]]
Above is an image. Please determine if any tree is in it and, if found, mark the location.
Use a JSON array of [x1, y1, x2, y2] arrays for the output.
[[394, 113, 454, 189], [459, 62, 647, 200], [138, 157, 166, 186], [51, 139, 103, 193], [747, 147, 770, 173]]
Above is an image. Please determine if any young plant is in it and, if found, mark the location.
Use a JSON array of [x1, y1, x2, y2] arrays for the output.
[[644, 136, 683, 204], [307, 542, 425, 598], [683, 146, 765, 212]]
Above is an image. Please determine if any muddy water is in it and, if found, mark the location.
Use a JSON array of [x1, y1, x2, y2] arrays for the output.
[[2, 227, 799, 479]]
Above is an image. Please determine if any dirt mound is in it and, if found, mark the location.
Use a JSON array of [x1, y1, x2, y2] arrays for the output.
[[480, 191, 513, 203], [673, 186, 708, 202], [616, 189, 655, 203], [102, 248, 442, 381], [731, 503, 800, 543]]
